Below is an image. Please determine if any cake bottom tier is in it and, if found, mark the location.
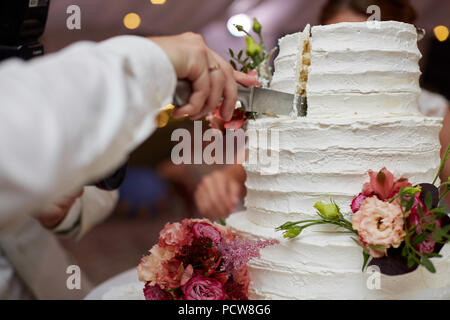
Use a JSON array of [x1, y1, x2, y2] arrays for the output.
[[227, 211, 450, 300]]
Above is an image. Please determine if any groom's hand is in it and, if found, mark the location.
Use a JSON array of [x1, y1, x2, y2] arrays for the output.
[[149, 33, 259, 121], [36, 189, 84, 229]]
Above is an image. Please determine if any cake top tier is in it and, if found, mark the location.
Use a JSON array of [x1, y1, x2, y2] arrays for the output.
[[270, 21, 422, 119], [310, 21, 421, 54]]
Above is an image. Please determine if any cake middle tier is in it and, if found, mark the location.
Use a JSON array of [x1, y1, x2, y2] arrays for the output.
[[243, 115, 442, 227]]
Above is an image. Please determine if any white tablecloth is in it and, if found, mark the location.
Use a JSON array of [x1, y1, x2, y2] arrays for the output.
[[84, 268, 144, 300], [85, 267, 450, 300]]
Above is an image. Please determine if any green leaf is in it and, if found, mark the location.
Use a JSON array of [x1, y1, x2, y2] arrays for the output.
[[252, 18, 262, 34], [402, 244, 408, 256], [218, 218, 226, 226], [417, 203, 424, 217], [407, 254, 416, 268], [229, 60, 237, 70], [430, 206, 448, 214], [351, 237, 363, 248], [424, 191, 433, 210], [421, 256, 436, 273], [411, 232, 429, 246], [283, 226, 301, 239], [369, 244, 386, 251], [276, 221, 297, 231], [361, 250, 372, 272], [237, 50, 243, 60], [405, 195, 415, 212], [228, 48, 234, 58], [433, 145, 450, 185]]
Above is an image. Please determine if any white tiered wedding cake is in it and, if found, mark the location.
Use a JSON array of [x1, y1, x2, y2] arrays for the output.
[[227, 21, 450, 299]]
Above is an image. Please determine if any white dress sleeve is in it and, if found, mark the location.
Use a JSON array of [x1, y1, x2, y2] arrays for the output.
[[0, 36, 176, 221]]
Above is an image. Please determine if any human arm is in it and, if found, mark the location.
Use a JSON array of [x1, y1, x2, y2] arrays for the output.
[[195, 164, 246, 220]]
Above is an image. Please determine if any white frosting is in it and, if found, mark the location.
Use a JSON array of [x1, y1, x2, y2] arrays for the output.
[[227, 212, 450, 300], [243, 115, 442, 224], [227, 21, 450, 300], [271, 21, 423, 118]]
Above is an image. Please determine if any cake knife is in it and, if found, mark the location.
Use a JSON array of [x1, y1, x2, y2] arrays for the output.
[[173, 80, 302, 117]]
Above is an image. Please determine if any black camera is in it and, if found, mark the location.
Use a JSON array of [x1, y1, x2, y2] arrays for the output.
[[0, 0, 49, 60], [0, 0, 127, 190]]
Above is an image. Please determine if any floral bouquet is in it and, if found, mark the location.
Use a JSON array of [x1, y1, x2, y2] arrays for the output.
[[137, 219, 277, 300], [277, 147, 450, 275]]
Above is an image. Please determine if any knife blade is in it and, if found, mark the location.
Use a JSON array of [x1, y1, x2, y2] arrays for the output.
[[173, 80, 303, 117]]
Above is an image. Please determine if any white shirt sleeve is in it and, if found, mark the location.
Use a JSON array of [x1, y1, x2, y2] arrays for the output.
[[52, 187, 119, 240], [0, 36, 176, 220]]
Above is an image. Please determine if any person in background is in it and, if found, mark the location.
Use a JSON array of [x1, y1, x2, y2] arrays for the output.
[[194, 0, 450, 219]]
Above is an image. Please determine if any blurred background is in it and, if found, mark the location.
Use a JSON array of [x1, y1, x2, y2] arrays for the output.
[[37, 0, 449, 292]]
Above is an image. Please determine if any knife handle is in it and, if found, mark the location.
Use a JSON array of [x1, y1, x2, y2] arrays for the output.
[[173, 80, 251, 110], [173, 80, 193, 108]]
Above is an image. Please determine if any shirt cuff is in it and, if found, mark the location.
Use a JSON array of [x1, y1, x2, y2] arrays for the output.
[[52, 198, 82, 234]]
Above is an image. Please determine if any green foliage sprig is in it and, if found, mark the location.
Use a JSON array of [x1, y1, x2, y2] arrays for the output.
[[228, 18, 276, 75], [276, 201, 357, 239]]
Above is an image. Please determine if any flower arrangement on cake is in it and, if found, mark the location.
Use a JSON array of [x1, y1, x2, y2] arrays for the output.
[[277, 146, 450, 276], [137, 219, 277, 300]]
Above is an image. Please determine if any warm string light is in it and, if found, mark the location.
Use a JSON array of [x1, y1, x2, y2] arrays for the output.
[[434, 25, 449, 42], [123, 13, 141, 30], [150, 0, 167, 4], [227, 14, 251, 37]]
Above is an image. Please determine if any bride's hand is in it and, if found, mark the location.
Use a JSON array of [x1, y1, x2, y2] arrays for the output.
[[149, 33, 258, 121], [195, 165, 246, 220]]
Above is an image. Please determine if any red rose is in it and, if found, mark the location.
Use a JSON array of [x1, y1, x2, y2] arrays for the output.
[[192, 222, 222, 245], [182, 275, 225, 300], [143, 283, 172, 300]]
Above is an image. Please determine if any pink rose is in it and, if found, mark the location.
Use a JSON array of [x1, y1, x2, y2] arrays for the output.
[[351, 193, 367, 213], [159, 222, 193, 248], [143, 283, 172, 300], [192, 222, 222, 245], [352, 197, 406, 258], [182, 275, 225, 300]]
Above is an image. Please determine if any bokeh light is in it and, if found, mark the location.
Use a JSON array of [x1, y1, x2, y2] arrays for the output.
[[227, 14, 252, 37], [150, 0, 167, 4], [123, 13, 141, 30], [434, 25, 449, 42]]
